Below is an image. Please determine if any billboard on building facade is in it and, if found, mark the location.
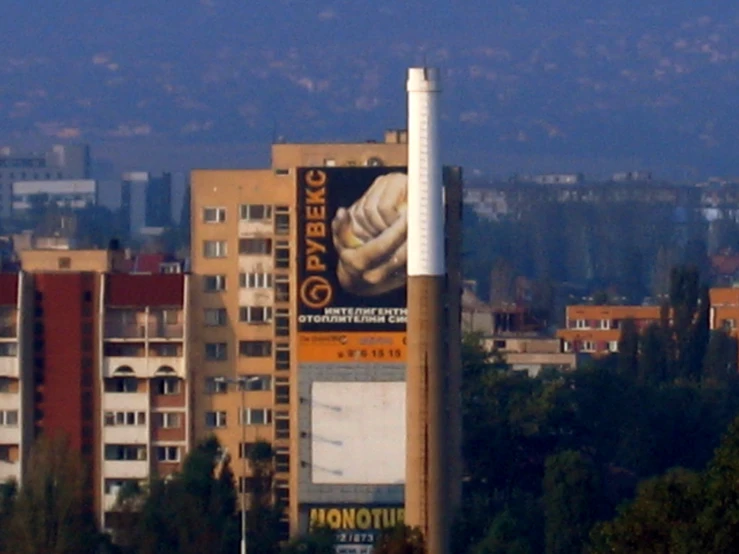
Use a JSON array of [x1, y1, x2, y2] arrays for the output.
[[296, 167, 409, 334], [310, 381, 406, 485], [305, 505, 405, 554]]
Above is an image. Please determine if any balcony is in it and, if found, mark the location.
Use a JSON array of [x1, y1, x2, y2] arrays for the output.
[[104, 323, 147, 340], [103, 426, 148, 445], [147, 323, 184, 340], [238, 220, 273, 237], [103, 356, 185, 379], [0, 358, 19, 378], [238, 288, 274, 306], [103, 493, 119, 512], [103, 460, 149, 479], [102, 392, 149, 411], [0, 324, 17, 339], [0, 460, 20, 483], [0, 427, 21, 444]]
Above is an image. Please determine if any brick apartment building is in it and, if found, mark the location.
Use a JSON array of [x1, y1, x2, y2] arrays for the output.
[[0, 248, 190, 530]]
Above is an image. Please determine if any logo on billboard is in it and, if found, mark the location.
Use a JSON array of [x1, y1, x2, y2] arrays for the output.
[[306, 505, 404, 552], [297, 167, 409, 332], [300, 276, 333, 309]]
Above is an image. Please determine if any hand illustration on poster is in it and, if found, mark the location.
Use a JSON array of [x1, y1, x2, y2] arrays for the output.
[[331, 173, 408, 296]]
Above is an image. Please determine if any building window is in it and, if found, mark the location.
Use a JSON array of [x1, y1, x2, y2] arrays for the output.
[[240, 408, 272, 425], [152, 344, 179, 357], [723, 319, 736, 331], [239, 306, 272, 324], [274, 308, 289, 337], [203, 207, 226, 223], [104, 411, 146, 426], [239, 272, 273, 289], [275, 479, 289, 504], [274, 380, 290, 405], [599, 319, 611, 330], [573, 319, 587, 329], [582, 341, 596, 352], [0, 343, 18, 357], [205, 342, 228, 361], [156, 446, 180, 462], [240, 204, 272, 221], [239, 442, 257, 459], [153, 412, 182, 429], [203, 275, 227, 292], [204, 308, 228, 327], [239, 341, 272, 357], [104, 377, 138, 393], [275, 448, 290, 473], [0, 410, 18, 427], [155, 378, 181, 395], [274, 206, 290, 235], [275, 412, 289, 439], [608, 341, 619, 353], [239, 238, 272, 255], [104, 445, 147, 461], [274, 241, 290, 269], [203, 240, 227, 258], [274, 276, 289, 302], [104, 479, 140, 496], [204, 377, 228, 394], [275, 345, 290, 370], [244, 375, 272, 391], [563, 341, 572, 353], [205, 411, 227, 429], [0, 377, 12, 393]]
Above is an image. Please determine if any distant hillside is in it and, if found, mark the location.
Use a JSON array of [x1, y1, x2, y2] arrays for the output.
[[2, 0, 739, 176]]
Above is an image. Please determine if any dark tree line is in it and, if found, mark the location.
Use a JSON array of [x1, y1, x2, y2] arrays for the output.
[[452, 269, 739, 553], [0, 436, 334, 554]]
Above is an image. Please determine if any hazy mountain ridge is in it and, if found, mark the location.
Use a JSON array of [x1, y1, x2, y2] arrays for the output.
[[2, 1, 739, 175]]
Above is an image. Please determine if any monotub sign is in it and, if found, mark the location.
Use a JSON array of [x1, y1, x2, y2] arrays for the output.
[[297, 167, 409, 333]]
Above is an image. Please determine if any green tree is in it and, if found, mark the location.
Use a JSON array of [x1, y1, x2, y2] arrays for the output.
[[589, 468, 704, 554], [0, 478, 17, 554], [245, 441, 284, 554], [374, 524, 426, 554], [639, 323, 668, 384], [112, 436, 239, 554], [6, 434, 99, 554], [543, 450, 603, 554], [616, 318, 639, 380], [471, 492, 542, 554], [702, 330, 738, 382], [281, 525, 335, 554]]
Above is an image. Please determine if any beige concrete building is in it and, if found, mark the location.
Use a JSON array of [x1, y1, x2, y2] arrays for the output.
[[190, 133, 411, 540]]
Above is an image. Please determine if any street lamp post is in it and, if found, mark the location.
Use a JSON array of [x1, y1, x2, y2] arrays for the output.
[[214, 375, 259, 554]]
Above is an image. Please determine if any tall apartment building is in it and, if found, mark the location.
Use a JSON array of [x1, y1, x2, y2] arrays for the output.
[[0, 248, 190, 532], [0, 144, 90, 219], [121, 172, 173, 237], [190, 130, 463, 546]]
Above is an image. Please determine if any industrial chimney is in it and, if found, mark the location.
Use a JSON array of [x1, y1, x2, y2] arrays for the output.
[[405, 67, 449, 554]]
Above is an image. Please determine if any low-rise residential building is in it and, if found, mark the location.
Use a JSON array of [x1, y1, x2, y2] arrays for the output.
[[557, 305, 662, 355]]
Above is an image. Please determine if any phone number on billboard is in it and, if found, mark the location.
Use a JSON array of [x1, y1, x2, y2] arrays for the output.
[[337, 348, 403, 360], [336, 532, 375, 544]]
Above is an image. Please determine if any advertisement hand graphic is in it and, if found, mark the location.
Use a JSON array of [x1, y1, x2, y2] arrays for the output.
[[332, 173, 408, 296]]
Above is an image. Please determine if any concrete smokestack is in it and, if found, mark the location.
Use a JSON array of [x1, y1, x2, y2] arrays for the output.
[[405, 67, 449, 554]]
